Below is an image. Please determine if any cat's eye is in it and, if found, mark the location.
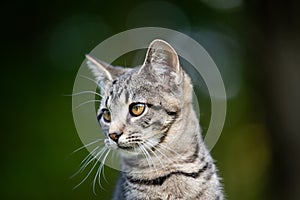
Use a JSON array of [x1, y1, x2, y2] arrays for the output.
[[129, 103, 146, 117], [102, 109, 111, 122]]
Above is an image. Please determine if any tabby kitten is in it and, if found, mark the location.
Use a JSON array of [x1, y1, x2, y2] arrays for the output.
[[86, 39, 223, 200]]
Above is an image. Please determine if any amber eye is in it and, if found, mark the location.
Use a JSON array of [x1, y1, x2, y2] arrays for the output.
[[102, 109, 111, 122], [129, 103, 146, 117]]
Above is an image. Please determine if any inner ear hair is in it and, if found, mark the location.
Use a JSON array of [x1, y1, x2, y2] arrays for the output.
[[86, 54, 113, 80], [144, 39, 180, 72]]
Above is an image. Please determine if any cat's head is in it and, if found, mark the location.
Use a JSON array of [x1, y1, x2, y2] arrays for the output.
[[86, 39, 193, 156]]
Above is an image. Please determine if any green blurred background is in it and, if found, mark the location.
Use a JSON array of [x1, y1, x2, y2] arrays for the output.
[[1, 0, 300, 199]]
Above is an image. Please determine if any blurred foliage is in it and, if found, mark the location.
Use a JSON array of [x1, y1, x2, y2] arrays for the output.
[[1, 0, 299, 200]]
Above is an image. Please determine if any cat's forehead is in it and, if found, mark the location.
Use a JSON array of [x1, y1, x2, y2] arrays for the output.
[[111, 74, 131, 98], [106, 70, 149, 104]]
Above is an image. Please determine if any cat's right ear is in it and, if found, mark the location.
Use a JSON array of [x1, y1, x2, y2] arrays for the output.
[[86, 54, 128, 92], [86, 54, 113, 87]]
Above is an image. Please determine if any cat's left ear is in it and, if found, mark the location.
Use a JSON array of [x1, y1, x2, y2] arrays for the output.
[[86, 54, 128, 92], [139, 39, 183, 84]]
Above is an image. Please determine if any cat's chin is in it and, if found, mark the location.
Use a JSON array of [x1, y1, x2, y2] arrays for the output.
[[115, 144, 148, 158], [104, 138, 118, 150], [119, 148, 140, 158], [105, 138, 139, 156]]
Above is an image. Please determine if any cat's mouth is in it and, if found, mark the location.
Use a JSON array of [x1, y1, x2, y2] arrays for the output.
[[117, 143, 145, 157], [117, 142, 142, 151], [105, 138, 140, 151], [117, 145, 134, 150]]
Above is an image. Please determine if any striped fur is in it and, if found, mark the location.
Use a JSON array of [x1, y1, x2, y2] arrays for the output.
[[86, 39, 224, 200]]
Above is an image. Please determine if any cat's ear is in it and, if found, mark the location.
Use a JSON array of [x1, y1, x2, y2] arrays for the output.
[[139, 39, 182, 83], [86, 54, 128, 91], [86, 54, 113, 84]]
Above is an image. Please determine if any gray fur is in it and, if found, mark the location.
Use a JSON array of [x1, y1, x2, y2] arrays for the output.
[[87, 39, 224, 200]]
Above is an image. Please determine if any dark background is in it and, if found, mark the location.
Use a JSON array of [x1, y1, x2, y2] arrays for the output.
[[1, 0, 300, 199]]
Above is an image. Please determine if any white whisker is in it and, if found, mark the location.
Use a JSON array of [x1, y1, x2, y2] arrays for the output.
[[157, 142, 183, 158], [66, 91, 102, 98], [138, 144, 152, 173], [71, 139, 103, 155], [147, 141, 179, 171], [81, 148, 106, 172], [72, 99, 101, 111], [80, 75, 99, 85], [98, 149, 111, 190], [143, 142, 166, 172], [101, 158, 109, 184], [73, 148, 107, 190], [140, 144, 157, 175], [93, 148, 110, 194], [70, 146, 100, 179], [77, 147, 102, 173], [80, 75, 106, 93]]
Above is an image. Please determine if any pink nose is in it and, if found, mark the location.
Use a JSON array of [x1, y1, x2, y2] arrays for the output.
[[108, 132, 123, 143]]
